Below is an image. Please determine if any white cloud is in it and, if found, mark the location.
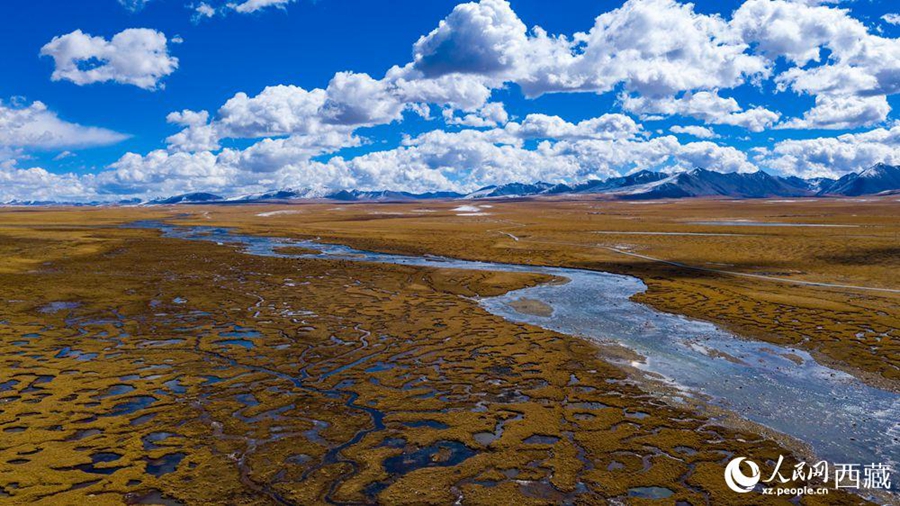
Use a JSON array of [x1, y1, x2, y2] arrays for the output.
[[734, 0, 900, 128], [508, 113, 642, 140], [759, 124, 900, 178], [405, 0, 900, 132], [322, 72, 406, 127], [388, 70, 495, 111], [118, 0, 152, 12], [409, 0, 769, 101], [675, 141, 755, 173], [15, 0, 900, 202], [168, 69, 500, 153], [732, 0, 862, 67], [216, 85, 330, 138], [670, 125, 719, 139], [778, 95, 891, 130], [220, 132, 362, 174], [621, 91, 780, 132], [191, 0, 294, 21], [88, 113, 756, 201], [0, 164, 95, 203], [883, 14, 900, 26], [40, 29, 178, 90], [550, 0, 768, 97], [99, 150, 234, 196], [192, 2, 217, 21], [229, 0, 295, 14], [0, 99, 127, 150], [0, 111, 761, 202], [412, 0, 528, 78], [165, 110, 220, 152], [443, 102, 509, 127]]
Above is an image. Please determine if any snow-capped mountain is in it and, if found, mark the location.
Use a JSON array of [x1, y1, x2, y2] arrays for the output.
[[227, 188, 327, 202], [144, 192, 224, 205], [817, 164, 900, 196], [463, 182, 555, 199], [326, 190, 465, 201], [781, 176, 836, 193], [22, 164, 900, 206], [606, 168, 812, 199], [569, 170, 669, 194]]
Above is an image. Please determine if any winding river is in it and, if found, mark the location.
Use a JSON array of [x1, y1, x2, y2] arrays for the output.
[[136, 221, 899, 477]]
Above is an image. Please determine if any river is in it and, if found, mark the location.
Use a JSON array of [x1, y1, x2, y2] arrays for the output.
[[134, 221, 899, 479]]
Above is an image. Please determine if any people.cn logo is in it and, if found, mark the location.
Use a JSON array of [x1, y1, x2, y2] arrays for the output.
[[725, 457, 761, 493]]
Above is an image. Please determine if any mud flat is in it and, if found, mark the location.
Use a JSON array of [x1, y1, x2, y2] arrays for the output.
[[506, 297, 554, 317]]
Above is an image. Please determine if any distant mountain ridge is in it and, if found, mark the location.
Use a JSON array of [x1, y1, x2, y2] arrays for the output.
[[816, 163, 900, 196], [606, 168, 812, 199], [327, 189, 465, 201], [5, 164, 900, 206], [147, 192, 223, 205]]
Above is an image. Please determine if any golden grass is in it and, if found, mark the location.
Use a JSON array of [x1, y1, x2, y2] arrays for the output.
[[0, 201, 887, 504]]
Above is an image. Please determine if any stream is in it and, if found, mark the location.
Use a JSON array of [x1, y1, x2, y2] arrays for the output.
[[133, 221, 899, 479]]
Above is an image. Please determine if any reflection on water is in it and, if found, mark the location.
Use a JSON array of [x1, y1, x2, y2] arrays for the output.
[[131, 221, 900, 471]]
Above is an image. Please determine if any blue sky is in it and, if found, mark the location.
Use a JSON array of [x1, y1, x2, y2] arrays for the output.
[[3, 0, 900, 201]]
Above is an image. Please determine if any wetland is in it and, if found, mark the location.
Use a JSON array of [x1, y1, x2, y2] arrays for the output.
[[0, 198, 897, 505]]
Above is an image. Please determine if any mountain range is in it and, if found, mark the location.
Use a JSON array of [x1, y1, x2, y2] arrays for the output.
[[5, 164, 900, 206]]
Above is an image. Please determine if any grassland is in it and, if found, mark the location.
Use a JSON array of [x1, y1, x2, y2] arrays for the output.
[[0, 198, 892, 505], [172, 197, 900, 389]]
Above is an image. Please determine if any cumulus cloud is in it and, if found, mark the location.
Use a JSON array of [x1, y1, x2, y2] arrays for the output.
[[670, 125, 719, 139], [443, 102, 509, 128], [621, 91, 780, 132], [165, 110, 220, 152], [0, 99, 127, 150], [322, 72, 406, 127], [215, 85, 330, 138], [406, 0, 900, 131], [2, 112, 760, 202], [412, 0, 528, 78], [409, 0, 768, 100], [222, 132, 362, 174], [759, 124, 900, 178], [778, 95, 891, 130], [14, 0, 900, 202], [166, 70, 499, 153], [544, 0, 767, 97], [0, 164, 95, 203], [508, 113, 642, 140], [85, 113, 756, 201], [40, 29, 178, 90], [99, 150, 233, 196], [734, 0, 900, 128]]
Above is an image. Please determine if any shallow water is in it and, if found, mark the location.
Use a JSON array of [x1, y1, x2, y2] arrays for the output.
[[688, 220, 859, 228], [133, 221, 900, 473], [39, 301, 81, 314], [628, 486, 674, 499]]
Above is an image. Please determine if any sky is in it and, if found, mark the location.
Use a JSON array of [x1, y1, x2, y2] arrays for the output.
[[3, 0, 900, 202]]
